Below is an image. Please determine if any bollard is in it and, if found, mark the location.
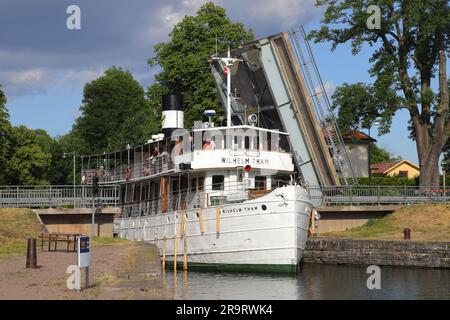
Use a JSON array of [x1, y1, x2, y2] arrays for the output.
[[403, 228, 411, 240], [26, 238, 38, 268]]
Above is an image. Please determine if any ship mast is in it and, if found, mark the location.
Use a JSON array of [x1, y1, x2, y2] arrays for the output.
[[213, 47, 242, 127]]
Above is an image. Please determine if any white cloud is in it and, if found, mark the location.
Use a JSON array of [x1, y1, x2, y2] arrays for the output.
[[1, 0, 324, 99], [314, 80, 334, 97], [0, 69, 48, 96], [6, 69, 45, 85], [139, 0, 212, 43], [323, 80, 334, 95], [247, 0, 320, 29], [59, 68, 105, 86], [0, 68, 108, 97]]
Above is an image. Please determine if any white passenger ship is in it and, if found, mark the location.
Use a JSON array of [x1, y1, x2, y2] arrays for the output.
[[84, 51, 314, 273]]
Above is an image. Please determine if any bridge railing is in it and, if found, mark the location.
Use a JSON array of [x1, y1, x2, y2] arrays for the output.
[[308, 185, 449, 206], [0, 185, 119, 209], [1, 184, 449, 209]]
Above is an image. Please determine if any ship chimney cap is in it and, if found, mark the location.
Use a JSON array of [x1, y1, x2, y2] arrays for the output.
[[204, 110, 216, 117]]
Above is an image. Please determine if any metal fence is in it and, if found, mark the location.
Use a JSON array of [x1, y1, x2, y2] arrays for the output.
[[308, 185, 450, 206], [1, 184, 449, 209], [0, 185, 119, 208]]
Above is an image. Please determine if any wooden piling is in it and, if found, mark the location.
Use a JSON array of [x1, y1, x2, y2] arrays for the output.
[[183, 230, 188, 270], [162, 236, 166, 270], [198, 208, 205, 234], [311, 208, 317, 236], [174, 234, 178, 272], [180, 209, 186, 237], [216, 206, 220, 234]]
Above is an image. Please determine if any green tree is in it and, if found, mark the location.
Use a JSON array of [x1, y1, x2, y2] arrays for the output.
[[371, 144, 400, 164], [72, 66, 155, 154], [0, 86, 12, 184], [148, 2, 254, 127], [332, 82, 397, 135], [5, 126, 51, 185], [311, 0, 450, 187], [34, 129, 54, 154]]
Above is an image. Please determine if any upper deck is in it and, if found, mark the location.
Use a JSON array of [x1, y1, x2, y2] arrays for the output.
[[80, 125, 294, 184]]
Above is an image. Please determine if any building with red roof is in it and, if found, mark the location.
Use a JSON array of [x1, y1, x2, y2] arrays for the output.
[[342, 130, 376, 177]]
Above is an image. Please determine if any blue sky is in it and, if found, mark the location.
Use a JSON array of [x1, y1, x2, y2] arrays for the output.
[[0, 0, 428, 163]]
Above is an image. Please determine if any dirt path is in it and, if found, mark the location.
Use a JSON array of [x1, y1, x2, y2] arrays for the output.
[[0, 244, 170, 300]]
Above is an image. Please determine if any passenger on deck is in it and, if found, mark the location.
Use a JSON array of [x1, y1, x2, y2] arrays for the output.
[[202, 139, 215, 150], [144, 165, 150, 176], [151, 147, 159, 158], [125, 165, 132, 181], [99, 165, 105, 181], [81, 171, 88, 185]]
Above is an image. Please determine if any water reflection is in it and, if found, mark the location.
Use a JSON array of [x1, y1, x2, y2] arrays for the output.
[[163, 264, 450, 300]]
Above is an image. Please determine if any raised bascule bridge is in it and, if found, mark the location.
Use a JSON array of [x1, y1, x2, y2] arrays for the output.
[[1, 28, 445, 235], [210, 27, 357, 188]]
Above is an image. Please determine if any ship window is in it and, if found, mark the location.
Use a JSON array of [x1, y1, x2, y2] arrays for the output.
[[212, 175, 224, 190], [198, 177, 204, 191], [234, 136, 242, 150], [191, 178, 197, 192], [279, 135, 290, 152], [272, 175, 290, 188], [255, 176, 267, 190]]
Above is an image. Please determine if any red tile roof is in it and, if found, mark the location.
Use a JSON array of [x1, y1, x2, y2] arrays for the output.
[[342, 130, 377, 142], [371, 161, 403, 175]]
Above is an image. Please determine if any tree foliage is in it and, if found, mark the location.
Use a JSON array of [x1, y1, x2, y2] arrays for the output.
[[311, 0, 450, 187], [332, 82, 397, 134], [0, 86, 11, 184], [72, 66, 154, 154], [148, 2, 254, 127], [370, 144, 400, 164], [4, 126, 51, 185]]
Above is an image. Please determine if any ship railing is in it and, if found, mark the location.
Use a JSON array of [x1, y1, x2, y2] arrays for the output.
[[115, 179, 302, 217], [84, 153, 174, 184], [116, 179, 292, 218], [80, 131, 292, 185]]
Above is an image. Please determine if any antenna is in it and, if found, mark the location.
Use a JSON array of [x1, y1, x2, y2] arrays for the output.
[[211, 47, 242, 127]]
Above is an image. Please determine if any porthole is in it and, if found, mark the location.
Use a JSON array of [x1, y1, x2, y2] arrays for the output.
[[262, 205, 267, 211]]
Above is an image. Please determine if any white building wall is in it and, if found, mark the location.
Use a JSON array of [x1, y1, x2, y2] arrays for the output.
[[344, 143, 369, 178]]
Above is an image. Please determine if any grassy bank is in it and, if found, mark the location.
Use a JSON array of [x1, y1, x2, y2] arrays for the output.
[[0, 208, 42, 260], [322, 204, 450, 241], [92, 236, 131, 246], [0, 208, 131, 260]]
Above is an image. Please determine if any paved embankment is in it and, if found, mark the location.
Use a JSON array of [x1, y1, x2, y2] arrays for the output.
[[107, 242, 171, 300], [304, 238, 450, 268], [0, 243, 169, 300]]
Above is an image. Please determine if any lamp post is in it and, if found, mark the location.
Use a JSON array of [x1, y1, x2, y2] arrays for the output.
[[63, 152, 76, 207], [368, 120, 381, 186]]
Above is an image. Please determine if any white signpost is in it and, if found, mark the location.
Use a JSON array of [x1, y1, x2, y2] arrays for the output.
[[76, 236, 90, 291]]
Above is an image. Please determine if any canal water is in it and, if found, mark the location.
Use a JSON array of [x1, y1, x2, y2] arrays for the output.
[[163, 264, 450, 300]]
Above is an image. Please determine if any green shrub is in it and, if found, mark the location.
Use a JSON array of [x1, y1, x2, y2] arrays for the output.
[[357, 176, 418, 186]]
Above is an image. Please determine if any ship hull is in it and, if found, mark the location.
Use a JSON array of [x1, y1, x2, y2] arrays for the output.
[[113, 185, 313, 273]]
